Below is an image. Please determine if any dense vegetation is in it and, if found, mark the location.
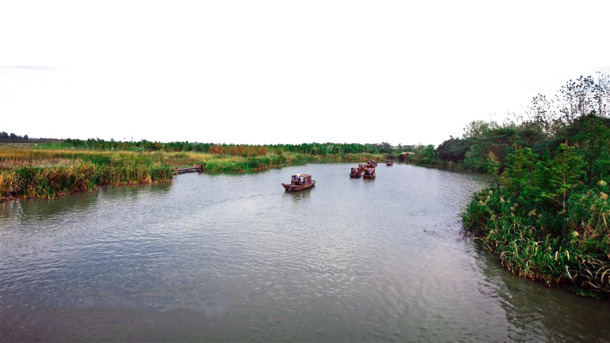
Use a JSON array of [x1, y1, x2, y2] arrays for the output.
[[39, 139, 396, 156], [418, 72, 610, 295], [0, 149, 180, 199], [0, 131, 30, 143], [462, 114, 609, 295], [0, 144, 384, 200]]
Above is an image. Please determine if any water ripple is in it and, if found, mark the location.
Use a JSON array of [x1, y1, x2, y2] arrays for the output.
[[1, 165, 609, 341]]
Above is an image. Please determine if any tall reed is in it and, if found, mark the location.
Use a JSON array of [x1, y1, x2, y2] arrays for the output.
[[463, 186, 610, 294], [1, 161, 173, 200]]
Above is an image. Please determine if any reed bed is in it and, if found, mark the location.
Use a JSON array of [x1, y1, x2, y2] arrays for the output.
[[198, 152, 384, 173], [0, 147, 183, 200], [1, 145, 385, 200], [0, 162, 174, 199], [463, 186, 610, 295]]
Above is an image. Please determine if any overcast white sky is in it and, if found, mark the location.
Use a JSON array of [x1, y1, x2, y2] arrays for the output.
[[1, 0, 609, 146]]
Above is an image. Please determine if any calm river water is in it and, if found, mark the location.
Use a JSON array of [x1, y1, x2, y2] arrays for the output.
[[1, 163, 609, 342]]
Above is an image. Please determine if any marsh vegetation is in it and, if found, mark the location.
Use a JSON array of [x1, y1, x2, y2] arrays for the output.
[[0, 144, 384, 200]]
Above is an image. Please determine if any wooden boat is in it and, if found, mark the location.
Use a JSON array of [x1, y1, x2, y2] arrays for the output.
[[282, 174, 316, 192], [386, 160, 393, 166], [350, 167, 362, 178], [174, 164, 204, 174], [363, 167, 376, 179], [366, 160, 378, 168], [358, 163, 367, 172]]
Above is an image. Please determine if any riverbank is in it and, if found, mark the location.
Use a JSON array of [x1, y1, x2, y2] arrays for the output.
[[0, 145, 384, 201], [462, 180, 610, 297], [458, 139, 610, 296]]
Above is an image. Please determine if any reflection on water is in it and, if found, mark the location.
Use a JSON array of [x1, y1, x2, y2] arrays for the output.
[[1, 164, 608, 342], [476, 251, 610, 342], [1, 191, 98, 222], [284, 188, 313, 201], [0, 182, 171, 222]]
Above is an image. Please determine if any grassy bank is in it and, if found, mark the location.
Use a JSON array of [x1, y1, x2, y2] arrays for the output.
[[0, 145, 383, 200], [200, 152, 382, 173], [0, 146, 176, 199], [463, 181, 609, 296]]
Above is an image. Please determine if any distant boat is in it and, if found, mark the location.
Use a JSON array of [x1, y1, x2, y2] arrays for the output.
[[367, 160, 378, 168], [350, 167, 362, 178], [386, 160, 393, 166], [282, 174, 316, 192], [363, 167, 376, 179]]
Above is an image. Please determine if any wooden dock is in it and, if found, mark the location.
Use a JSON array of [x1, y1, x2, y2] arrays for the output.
[[175, 164, 203, 174]]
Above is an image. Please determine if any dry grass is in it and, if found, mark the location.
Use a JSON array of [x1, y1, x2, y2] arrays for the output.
[[0, 146, 214, 169]]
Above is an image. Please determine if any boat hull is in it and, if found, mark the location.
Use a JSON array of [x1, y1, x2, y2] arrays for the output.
[[282, 181, 316, 192]]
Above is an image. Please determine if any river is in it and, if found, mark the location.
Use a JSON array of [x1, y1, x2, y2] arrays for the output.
[[1, 163, 608, 342]]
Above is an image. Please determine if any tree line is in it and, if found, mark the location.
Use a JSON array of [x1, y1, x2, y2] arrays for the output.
[[40, 139, 400, 157], [0, 131, 29, 142], [405, 71, 610, 173]]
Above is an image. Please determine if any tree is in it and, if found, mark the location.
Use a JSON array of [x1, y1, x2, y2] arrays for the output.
[[527, 93, 558, 136], [571, 113, 610, 183], [437, 137, 472, 162], [593, 71, 610, 118], [501, 146, 539, 202], [462, 120, 498, 139], [487, 151, 501, 194], [549, 143, 584, 213], [556, 75, 596, 124], [377, 142, 393, 154], [463, 144, 488, 172]]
